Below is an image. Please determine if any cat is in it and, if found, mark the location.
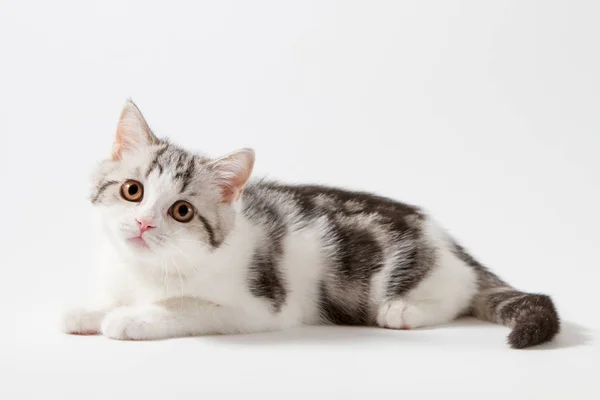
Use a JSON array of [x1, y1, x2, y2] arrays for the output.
[[60, 100, 560, 348]]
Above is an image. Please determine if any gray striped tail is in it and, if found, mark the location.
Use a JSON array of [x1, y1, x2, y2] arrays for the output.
[[472, 287, 560, 348], [453, 241, 560, 348]]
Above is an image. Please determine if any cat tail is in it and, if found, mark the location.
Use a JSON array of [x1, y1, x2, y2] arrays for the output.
[[454, 242, 560, 348], [471, 284, 560, 348]]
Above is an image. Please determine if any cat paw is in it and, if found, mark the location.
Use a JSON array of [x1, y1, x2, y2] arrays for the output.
[[377, 299, 409, 329], [101, 307, 160, 340], [60, 308, 104, 335], [400, 303, 427, 328], [376, 299, 428, 330]]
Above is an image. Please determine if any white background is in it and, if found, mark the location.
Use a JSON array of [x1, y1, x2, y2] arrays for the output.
[[1, 0, 598, 398]]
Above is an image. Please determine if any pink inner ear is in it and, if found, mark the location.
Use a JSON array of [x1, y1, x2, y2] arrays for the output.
[[111, 131, 127, 160], [221, 186, 237, 203], [213, 149, 255, 203], [220, 173, 249, 203], [112, 122, 138, 160]]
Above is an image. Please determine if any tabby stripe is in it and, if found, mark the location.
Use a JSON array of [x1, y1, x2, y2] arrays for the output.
[[175, 152, 186, 170], [180, 157, 195, 193], [145, 146, 168, 178], [91, 180, 118, 203], [197, 214, 217, 248]]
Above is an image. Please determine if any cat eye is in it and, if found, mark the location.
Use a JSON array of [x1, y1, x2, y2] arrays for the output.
[[120, 180, 144, 202], [170, 200, 194, 223]]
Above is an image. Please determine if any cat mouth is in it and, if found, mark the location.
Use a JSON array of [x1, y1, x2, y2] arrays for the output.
[[127, 236, 150, 249]]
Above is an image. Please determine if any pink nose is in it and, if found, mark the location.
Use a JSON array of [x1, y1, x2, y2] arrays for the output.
[[136, 218, 156, 233]]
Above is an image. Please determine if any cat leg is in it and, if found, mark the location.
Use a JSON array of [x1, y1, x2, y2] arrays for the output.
[[101, 297, 280, 340], [60, 307, 112, 335], [60, 293, 122, 335], [377, 240, 479, 330]]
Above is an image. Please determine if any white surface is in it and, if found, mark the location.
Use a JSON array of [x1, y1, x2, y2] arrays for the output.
[[1, 0, 598, 398]]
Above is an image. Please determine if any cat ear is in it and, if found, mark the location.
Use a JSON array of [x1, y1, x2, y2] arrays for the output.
[[112, 99, 159, 160], [208, 148, 255, 203]]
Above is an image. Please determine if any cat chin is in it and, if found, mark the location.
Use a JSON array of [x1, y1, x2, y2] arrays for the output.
[[108, 235, 156, 260], [127, 237, 150, 249]]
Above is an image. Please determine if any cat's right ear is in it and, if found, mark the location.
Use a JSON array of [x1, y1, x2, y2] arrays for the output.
[[112, 99, 159, 160]]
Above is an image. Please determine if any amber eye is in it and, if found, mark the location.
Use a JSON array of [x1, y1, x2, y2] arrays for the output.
[[170, 200, 194, 223], [120, 180, 144, 202]]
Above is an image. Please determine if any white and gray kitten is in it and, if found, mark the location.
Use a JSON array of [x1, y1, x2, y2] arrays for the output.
[[61, 100, 559, 348]]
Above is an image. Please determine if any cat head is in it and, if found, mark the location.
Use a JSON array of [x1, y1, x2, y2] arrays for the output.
[[91, 100, 254, 269]]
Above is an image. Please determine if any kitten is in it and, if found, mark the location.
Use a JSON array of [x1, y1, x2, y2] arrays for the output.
[[61, 100, 560, 348]]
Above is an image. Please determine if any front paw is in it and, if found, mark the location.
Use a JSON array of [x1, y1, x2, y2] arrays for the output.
[[101, 307, 162, 340], [60, 308, 104, 335]]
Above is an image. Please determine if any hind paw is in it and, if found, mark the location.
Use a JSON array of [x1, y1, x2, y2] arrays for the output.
[[376, 299, 428, 330]]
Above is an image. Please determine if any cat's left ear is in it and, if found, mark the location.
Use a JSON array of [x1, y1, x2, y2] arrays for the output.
[[112, 99, 159, 160], [207, 148, 255, 203]]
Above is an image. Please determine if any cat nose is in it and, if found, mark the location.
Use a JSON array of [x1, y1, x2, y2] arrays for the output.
[[136, 218, 156, 233]]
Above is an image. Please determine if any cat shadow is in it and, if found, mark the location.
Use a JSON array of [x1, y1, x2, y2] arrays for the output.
[[438, 318, 592, 350], [523, 320, 592, 350], [202, 318, 592, 350], [202, 325, 391, 346]]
